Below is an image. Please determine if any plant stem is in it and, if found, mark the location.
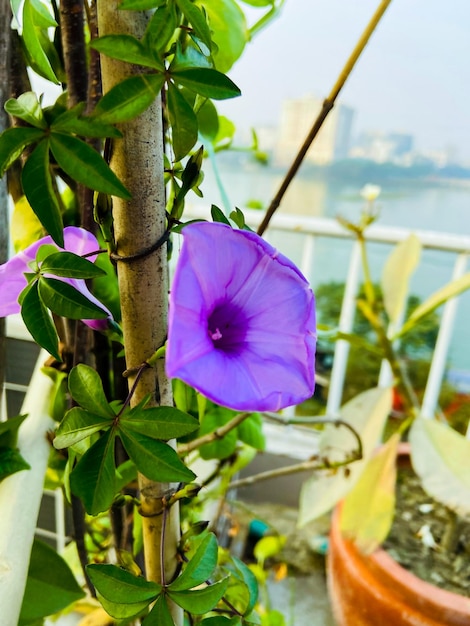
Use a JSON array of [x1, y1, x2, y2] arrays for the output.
[[257, 0, 393, 236], [178, 413, 250, 456]]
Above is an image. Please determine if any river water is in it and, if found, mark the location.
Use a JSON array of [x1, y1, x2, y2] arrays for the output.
[[199, 158, 470, 375]]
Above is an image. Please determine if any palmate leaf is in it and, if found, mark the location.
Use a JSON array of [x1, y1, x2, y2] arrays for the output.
[[168, 578, 230, 614], [169, 533, 218, 591], [0, 447, 30, 482], [51, 104, 122, 138], [19, 539, 84, 626], [120, 406, 198, 440], [49, 133, 131, 199], [196, 0, 247, 73], [170, 68, 241, 100], [0, 414, 28, 448], [87, 564, 160, 620], [143, 594, 175, 626], [38, 277, 109, 320], [70, 430, 117, 515], [143, 4, 178, 52], [91, 34, 162, 69], [167, 83, 199, 161], [91, 74, 165, 124], [22, 0, 59, 84], [54, 407, 113, 450], [119, 0, 167, 8], [176, 0, 212, 51], [68, 364, 115, 417], [119, 428, 196, 483], [0, 127, 44, 177], [41, 251, 106, 279], [21, 139, 64, 247], [20, 281, 61, 361]]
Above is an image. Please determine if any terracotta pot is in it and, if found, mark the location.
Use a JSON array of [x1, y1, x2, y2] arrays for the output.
[[327, 460, 470, 625]]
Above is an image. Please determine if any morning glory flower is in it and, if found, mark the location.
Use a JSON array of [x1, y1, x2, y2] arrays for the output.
[[0, 227, 111, 330], [166, 222, 316, 411]]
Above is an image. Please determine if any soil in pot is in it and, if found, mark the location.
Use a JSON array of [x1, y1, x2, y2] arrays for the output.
[[383, 467, 470, 597]]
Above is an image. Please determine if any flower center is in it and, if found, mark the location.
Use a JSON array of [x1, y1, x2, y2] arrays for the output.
[[208, 303, 247, 352]]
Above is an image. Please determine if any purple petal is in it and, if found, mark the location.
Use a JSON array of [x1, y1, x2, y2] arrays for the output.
[[166, 222, 316, 411], [0, 227, 111, 329]]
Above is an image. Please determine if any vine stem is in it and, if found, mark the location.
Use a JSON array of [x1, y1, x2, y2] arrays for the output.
[[178, 413, 250, 456], [257, 0, 393, 236]]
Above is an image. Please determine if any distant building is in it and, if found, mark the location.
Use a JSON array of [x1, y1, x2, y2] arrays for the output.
[[274, 95, 355, 166], [351, 131, 415, 164]]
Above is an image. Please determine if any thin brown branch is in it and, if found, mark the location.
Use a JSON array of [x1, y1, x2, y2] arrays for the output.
[[178, 413, 250, 456], [257, 0, 393, 236], [228, 450, 361, 491]]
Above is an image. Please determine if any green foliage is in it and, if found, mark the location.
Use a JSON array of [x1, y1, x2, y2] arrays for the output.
[[0, 414, 30, 483], [19, 539, 85, 625]]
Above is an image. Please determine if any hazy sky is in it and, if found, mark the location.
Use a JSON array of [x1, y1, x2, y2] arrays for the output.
[[219, 0, 470, 161]]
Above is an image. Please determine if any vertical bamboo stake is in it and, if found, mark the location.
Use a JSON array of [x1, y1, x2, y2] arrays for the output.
[[96, 4, 181, 622]]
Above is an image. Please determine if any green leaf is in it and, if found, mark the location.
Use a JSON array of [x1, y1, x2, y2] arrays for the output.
[[410, 417, 470, 516], [38, 277, 109, 320], [197, 98, 219, 141], [170, 68, 241, 100], [19, 539, 84, 625], [87, 564, 160, 606], [41, 251, 105, 279], [68, 364, 115, 418], [0, 447, 30, 482], [120, 406, 198, 440], [0, 126, 44, 177], [51, 105, 122, 138], [119, 429, 196, 483], [91, 34, 162, 69], [211, 204, 230, 225], [70, 431, 116, 515], [22, 0, 59, 84], [4, 92, 47, 128], [298, 387, 393, 526], [238, 413, 265, 450], [167, 82, 199, 161], [92, 74, 165, 124], [54, 407, 112, 450], [340, 434, 399, 554], [381, 234, 421, 325], [230, 557, 258, 615], [200, 618, 242, 626], [143, 4, 178, 53], [168, 578, 229, 614], [143, 594, 175, 626], [196, 0, 247, 72], [176, 0, 212, 51], [119, 0, 167, 8], [49, 132, 131, 199], [0, 414, 28, 448], [20, 280, 61, 361], [22, 139, 64, 247], [169, 533, 218, 591], [199, 409, 238, 460], [398, 271, 470, 338]]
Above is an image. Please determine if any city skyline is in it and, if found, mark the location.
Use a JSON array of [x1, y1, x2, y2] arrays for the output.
[[218, 0, 470, 163]]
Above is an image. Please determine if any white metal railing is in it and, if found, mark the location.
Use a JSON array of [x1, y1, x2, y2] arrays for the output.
[[2, 206, 470, 552], [185, 204, 470, 427]]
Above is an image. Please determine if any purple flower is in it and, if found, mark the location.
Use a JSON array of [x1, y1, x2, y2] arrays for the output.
[[166, 222, 316, 411], [0, 227, 112, 330]]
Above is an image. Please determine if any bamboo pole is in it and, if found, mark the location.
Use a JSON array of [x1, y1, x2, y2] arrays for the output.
[[96, 5, 181, 623]]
